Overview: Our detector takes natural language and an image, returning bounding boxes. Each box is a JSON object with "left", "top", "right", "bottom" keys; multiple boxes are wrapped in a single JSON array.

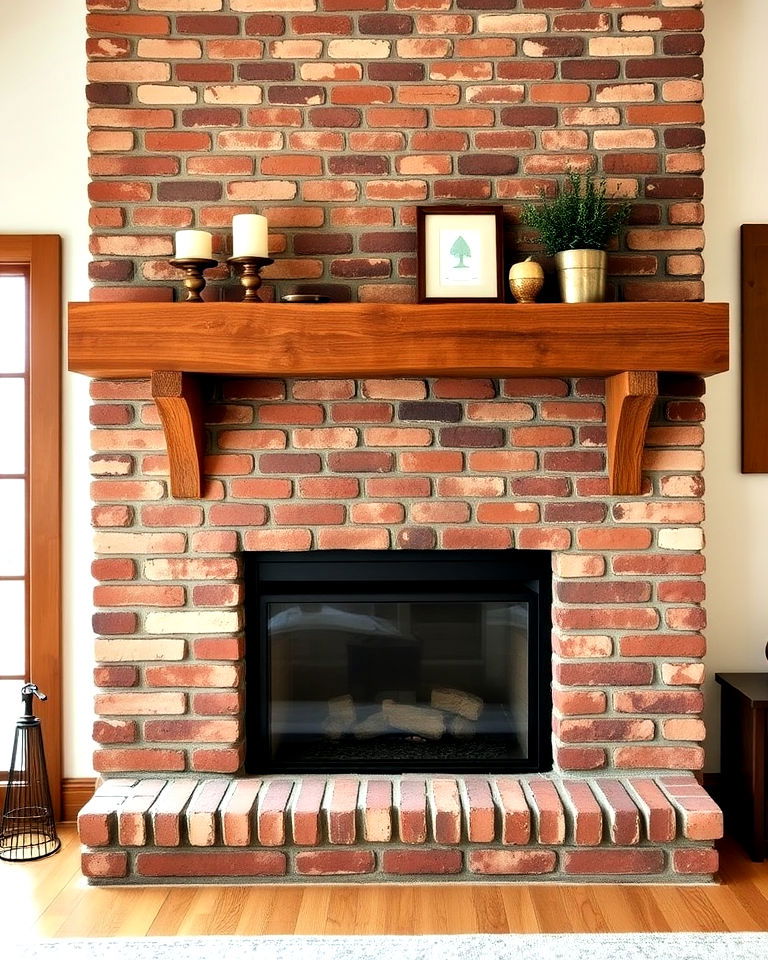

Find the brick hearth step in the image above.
[{"left": 78, "top": 774, "right": 722, "bottom": 884}]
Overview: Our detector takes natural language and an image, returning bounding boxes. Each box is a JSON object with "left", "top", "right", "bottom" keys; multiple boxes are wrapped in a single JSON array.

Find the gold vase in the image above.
[{"left": 554, "top": 248, "right": 607, "bottom": 303}]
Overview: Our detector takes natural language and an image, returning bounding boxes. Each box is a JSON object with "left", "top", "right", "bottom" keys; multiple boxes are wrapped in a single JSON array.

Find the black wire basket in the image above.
[{"left": 0, "top": 683, "right": 61, "bottom": 862}]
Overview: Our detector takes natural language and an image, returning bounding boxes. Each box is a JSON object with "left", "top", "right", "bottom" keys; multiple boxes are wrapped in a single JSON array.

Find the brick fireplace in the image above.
[
  {"left": 77, "top": 0, "right": 723, "bottom": 884},
  {"left": 78, "top": 371, "right": 723, "bottom": 882}
]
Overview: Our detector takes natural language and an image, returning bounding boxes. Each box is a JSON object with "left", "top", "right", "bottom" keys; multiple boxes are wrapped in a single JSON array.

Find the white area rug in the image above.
[{"left": 7, "top": 935, "right": 768, "bottom": 960}]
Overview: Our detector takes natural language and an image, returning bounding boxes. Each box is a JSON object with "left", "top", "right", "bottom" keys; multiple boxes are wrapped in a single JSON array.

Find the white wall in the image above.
[
  {"left": 0, "top": 5, "right": 93, "bottom": 775},
  {"left": 702, "top": 0, "right": 768, "bottom": 769},
  {"left": 0, "top": 2, "right": 763, "bottom": 777}
]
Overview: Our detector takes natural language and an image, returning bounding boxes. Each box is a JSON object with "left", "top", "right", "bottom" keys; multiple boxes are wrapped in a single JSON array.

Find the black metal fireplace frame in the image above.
[{"left": 244, "top": 550, "right": 553, "bottom": 775}]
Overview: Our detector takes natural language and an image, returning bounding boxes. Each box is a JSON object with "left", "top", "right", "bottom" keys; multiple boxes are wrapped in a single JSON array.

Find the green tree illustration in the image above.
[{"left": 450, "top": 234, "right": 472, "bottom": 268}]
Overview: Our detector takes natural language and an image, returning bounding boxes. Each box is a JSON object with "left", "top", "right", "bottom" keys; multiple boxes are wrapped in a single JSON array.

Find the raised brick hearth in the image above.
[
  {"left": 79, "top": 773, "right": 721, "bottom": 882},
  {"left": 79, "top": 373, "right": 723, "bottom": 883}
]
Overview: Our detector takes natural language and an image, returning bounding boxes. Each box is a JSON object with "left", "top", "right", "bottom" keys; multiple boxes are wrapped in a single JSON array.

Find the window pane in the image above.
[
  {"left": 0, "top": 379, "right": 25, "bottom": 474},
  {"left": 0, "top": 580, "right": 25, "bottom": 676},
  {"left": 0, "top": 276, "right": 27, "bottom": 374},
  {"left": 0, "top": 480, "right": 25, "bottom": 576},
  {"left": 0, "top": 679, "right": 24, "bottom": 773}
]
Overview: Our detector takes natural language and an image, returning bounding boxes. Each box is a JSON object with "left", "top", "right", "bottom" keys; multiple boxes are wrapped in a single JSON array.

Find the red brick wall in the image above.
[
  {"left": 86, "top": 0, "right": 706, "bottom": 304},
  {"left": 90, "top": 374, "right": 707, "bottom": 776}
]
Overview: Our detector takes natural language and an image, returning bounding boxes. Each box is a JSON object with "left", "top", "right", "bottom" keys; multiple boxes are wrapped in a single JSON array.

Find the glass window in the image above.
[{"left": 0, "top": 270, "right": 28, "bottom": 774}]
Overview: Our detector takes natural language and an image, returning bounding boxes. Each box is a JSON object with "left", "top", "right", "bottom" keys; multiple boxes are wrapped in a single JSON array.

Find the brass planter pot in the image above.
[{"left": 554, "top": 248, "right": 607, "bottom": 303}]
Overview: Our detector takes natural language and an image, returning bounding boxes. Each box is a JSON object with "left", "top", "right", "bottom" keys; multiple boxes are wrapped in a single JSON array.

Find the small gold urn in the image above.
[{"left": 508, "top": 257, "right": 544, "bottom": 303}]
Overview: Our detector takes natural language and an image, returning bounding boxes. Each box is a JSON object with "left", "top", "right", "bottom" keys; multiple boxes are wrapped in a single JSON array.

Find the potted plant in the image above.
[{"left": 521, "top": 171, "right": 632, "bottom": 303}]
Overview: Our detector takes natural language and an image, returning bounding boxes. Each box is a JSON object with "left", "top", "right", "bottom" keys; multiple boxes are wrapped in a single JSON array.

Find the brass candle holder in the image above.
[
  {"left": 227, "top": 255, "right": 274, "bottom": 302},
  {"left": 169, "top": 258, "right": 218, "bottom": 302}
]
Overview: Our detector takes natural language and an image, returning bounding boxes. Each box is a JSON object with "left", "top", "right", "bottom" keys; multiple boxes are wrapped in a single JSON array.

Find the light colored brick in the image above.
[
  {"left": 144, "top": 610, "right": 241, "bottom": 634},
  {"left": 95, "top": 638, "right": 185, "bottom": 662},
  {"left": 658, "top": 528, "right": 705, "bottom": 551},
  {"left": 95, "top": 692, "right": 186, "bottom": 715}
]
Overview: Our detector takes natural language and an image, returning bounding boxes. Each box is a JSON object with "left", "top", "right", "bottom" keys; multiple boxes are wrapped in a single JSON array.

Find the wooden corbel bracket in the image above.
[
  {"left": 605, "top": 370, "right": 658, "bottom": 496},
  {"left": 151, "top": 371, "right": 205, "bottom": 499}
]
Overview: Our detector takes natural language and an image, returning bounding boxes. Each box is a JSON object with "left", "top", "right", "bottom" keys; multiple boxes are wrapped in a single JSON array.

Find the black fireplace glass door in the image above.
[
  {"left": 245, "top": 550, "right": 552, "bottom": 774},
  {"left": 268, "top": 598, "right": 530, "bottom": 767}
]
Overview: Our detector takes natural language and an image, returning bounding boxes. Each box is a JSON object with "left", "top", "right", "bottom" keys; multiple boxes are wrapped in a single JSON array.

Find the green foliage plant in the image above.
[{"left": 521, "top": 171, "right": 632, "bottom": 258}]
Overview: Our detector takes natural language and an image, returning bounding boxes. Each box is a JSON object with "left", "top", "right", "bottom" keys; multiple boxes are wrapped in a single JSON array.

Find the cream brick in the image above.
[
  {"left": 95, "top": 692, "right": 186, "bottom": 715},
  {"left": 620, "top": 14, "right": 663, "bottom": 31},
  {"left": 93, "top": 532, "right": 187, "bottom": 555},
  {"left": 145, "top": 610, "right": 242, "bottom": 634},
  {"left": 554, "top": 554, "right": 605, "bottom": 578},
  {"left": 663, "top": 80, "right": 704, "bottom": 103},
  {"left": 661, "top": 662, "right": 706, "bottom": 685},
  {"left": 662, "top": 718, "right": 706, "bottom": 741},
  {"left": 658, "top": 528, "right": 704, "bottom": 551},
  {"left": 593, "top": 129, "right": 656, "bottom": 149},
  {"left": 589, "top": 37, "right": 655, "bottom": 57},
  {"left": 478, "top": 14, "right": 548, "bottom": 34},
  {"left": 139, "top": 0, "right": 223, "bottom": 9},
  {"left": 328, "top": 40, "right": 391, "bottom": 59},
  {"left": 271, "top": 40, "right": 323, "bottom": 59},
  {"left": 95, "top": 638, "right": 186, "bottom": 663},
  {"left": 88, "top": 62, "right": 171, "bottom": 83},
  {"left": 231, "top": 0, "right": 317, "bottom": 9},
  {"left": 204, "top": 86, "right": 264, "bottom": 105},
  {"left": 137, "top": 39, "right": 202, "bottom": 59},
  {"left": 596, "top": 84, "right": 655, "bottom": 103},
  {"left": 144, "top": 557, "right": 239, "bottom": 581},
  {"left": 137, "top": 85, "right": 197, "bottom": 105}
]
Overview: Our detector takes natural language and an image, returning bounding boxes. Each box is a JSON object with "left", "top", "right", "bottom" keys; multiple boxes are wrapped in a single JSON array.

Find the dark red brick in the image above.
[
  {"left": 181, "top": 108, "right": 241, "bottom": 128},
  {"left": 329, "top": 156, "right": 389, "bottom": 175},
  {"left": 294, "top": 234, "right": 353, "bottom": 255},
  {"left": 176, "top": 15, "right": 239, "bottom": 34},
  {"left": 458, "top": 155, "right": 519, "bottom": 176},
  {"left": 309, "top": 108, "right": 362, "bottom": 128},
  {"left": 626, "top": 58, "right": 703, "bottom": 80},
  {"left": 244, "top": 15, "right": 286, "bottom": 36},
  {"left": 501, "top": 107, "right": 559, "bottom": 127},
  {"left": 239, "top": 63, "right": 295, "bottom": 82},
  {"left": 399, "top": 401, "right": 462, "bottom": 423},
  {"left": 368, "top": 63, "right": 424, "bottom": 82},
  {"left": 269, "top": 85, "right": 325, "bottom": 105},
  {"left": 440, "top": 426, "right": 504, "bottom": 448},
  {"left": 93, "top": 612, "right": 138, "bottom": 635},
  {"left": 359, "top": 14, "right": 413, "bottom": 33},
  {"left": 86, "top": 83, "right": 131, "bottom": 105}
]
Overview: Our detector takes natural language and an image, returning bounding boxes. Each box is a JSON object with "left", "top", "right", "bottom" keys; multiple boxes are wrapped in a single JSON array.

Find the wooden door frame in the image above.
[{"left": 0, "top": 235, "right": 62, "bottom": 818}]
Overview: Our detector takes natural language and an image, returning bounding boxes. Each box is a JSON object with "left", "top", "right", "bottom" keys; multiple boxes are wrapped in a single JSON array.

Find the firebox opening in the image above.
[{"left": 244, "top": 550, "right": 552, "bottom": 775}]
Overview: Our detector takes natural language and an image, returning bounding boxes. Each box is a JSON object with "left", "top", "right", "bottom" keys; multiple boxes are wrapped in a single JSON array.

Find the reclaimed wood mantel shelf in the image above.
[{"left": 68, "top": 301, "right": 729, "bottom": 499}]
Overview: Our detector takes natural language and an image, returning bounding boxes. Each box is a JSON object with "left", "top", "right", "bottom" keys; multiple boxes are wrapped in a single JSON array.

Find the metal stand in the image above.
[
  {"left": 0, "top": 684, "right": 61, "bottom": 862},
  {"left": 227, "top": 256, "right": 274, "bottom": 302},
  {"left": 169, "top": 258, "right": 218, "bottom": 302}
]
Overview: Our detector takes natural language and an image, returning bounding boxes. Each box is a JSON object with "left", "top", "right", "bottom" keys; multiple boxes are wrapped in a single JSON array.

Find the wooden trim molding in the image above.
[
  {"left": 0, "top": 235, "right": 62, "bottom": 818},
  {"left": 68, "top": 300, "right": 729, "bottom": 497},
  {"left": 741, "top": 224, "right": 768, "bottom": 472},
  {"left": 62, "top": 777, "right": 97, "bottom": 823}
]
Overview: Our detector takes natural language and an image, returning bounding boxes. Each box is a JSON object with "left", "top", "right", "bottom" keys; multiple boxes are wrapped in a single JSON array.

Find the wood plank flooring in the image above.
[{"left": 1, "top": 825, "right": 767, "bottom": 936}]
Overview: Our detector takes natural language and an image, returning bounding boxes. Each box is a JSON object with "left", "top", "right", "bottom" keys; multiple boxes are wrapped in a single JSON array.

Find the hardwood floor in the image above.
[{"left": 2, "top": 825, "right": 767, "bottom": 937}]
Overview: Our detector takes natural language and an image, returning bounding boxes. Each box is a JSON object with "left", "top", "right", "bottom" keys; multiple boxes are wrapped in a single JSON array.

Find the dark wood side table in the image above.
[{"left": 715, "top": 673, "right": 768, "bottom": 861}]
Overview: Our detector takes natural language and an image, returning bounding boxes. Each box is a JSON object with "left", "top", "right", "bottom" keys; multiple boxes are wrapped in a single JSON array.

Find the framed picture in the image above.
[{"left": 416, "top": 204, "right": 505, "bottom": 303}]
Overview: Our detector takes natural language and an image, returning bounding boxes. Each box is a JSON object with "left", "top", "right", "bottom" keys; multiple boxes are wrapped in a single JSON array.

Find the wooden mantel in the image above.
[{"left": 68, "top": 301, "right": 729, "bottom": 498}]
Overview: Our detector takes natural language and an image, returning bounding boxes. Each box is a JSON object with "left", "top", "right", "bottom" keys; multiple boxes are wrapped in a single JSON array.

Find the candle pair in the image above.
[{"left": 174, "top": 214, "right": 269, "bottom": 260}]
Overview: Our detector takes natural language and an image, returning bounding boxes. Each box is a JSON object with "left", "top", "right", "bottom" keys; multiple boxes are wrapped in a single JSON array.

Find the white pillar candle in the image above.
[
  {"left": 174, "top": 229, "right": 213, "bottom": 260},
  {"left": 232, "top": 213, "right": 269, "bottom": 258}
]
